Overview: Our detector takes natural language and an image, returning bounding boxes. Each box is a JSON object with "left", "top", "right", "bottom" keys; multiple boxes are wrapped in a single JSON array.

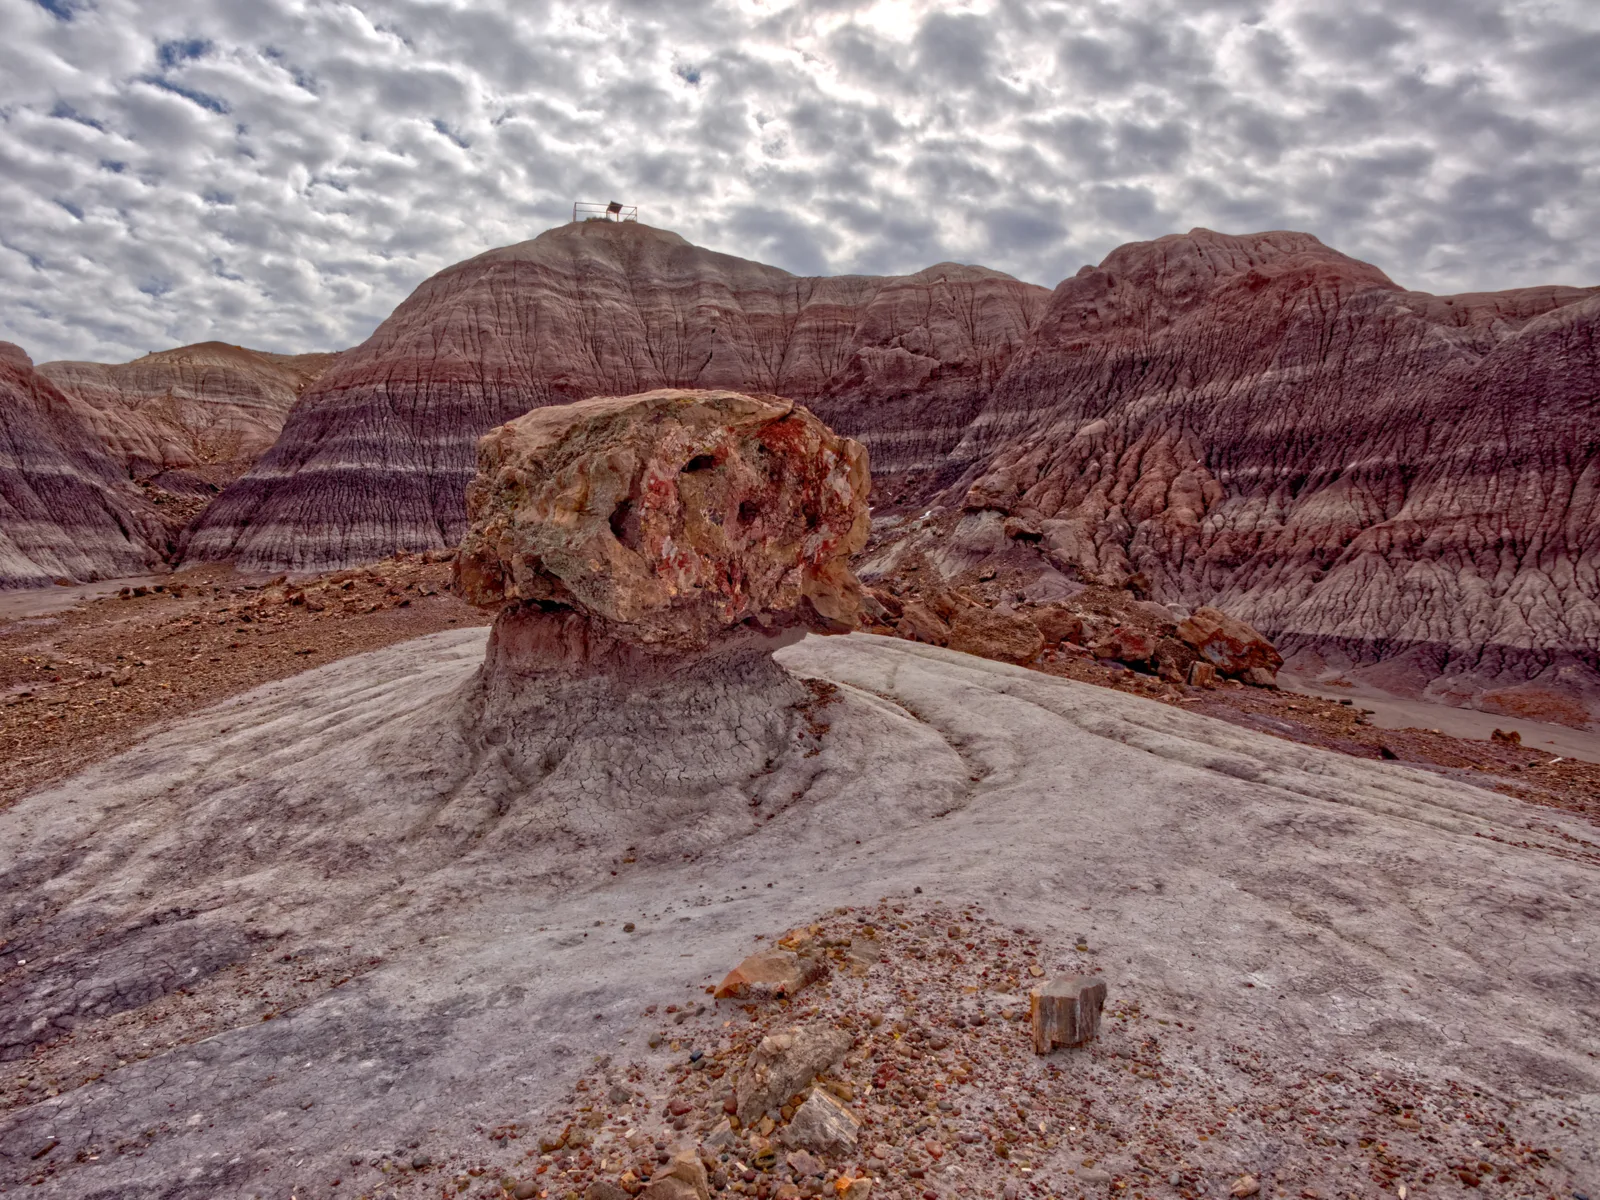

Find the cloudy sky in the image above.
[{"left": 2, "top": 0, "right": 1596, "bottom": 363}]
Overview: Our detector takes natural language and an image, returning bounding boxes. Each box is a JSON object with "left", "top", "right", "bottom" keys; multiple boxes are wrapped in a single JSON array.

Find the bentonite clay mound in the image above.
[
  {"left": 181, "top": 220, "right": 1043, "bottom": 571},
  {"left": 456, "top": 388, "right": 871, "bottom": 669},
  {"left": 0, "top": 342, "right": 161, "bottom": 588},
  {"left": 39, "top": 341, "right": 337, "bottom": 490}
]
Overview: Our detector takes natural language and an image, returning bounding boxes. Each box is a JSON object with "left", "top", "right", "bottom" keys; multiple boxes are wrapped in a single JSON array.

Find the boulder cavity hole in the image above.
[
  {"left": 683, "top": 454, "right": 718, "bottom": 473},
  {"left": 609, "top": 498, "right": 638, "bottom": 549}
]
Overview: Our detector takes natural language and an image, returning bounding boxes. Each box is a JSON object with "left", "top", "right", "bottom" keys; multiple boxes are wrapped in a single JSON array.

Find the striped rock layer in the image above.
[
  {"left": 0, "top": 342, "right": 160, "bottom": 588},
  {"left": 177, "top": 222, "right": 1600, "bottom": 721},
  {"left": 953, "top": 229, "right": 1600, "bottom": 721},
  {"left": 180, "top": 220, "right": 1046, "bottom": 570},
  {"left": 39, "top": 341, "right": 337, "bottom": 493}
]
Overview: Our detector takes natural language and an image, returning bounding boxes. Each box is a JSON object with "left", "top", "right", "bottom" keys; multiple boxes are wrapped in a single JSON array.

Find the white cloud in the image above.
[{"left": 1, "top": 0, "right": 1596, "bottom": 362}]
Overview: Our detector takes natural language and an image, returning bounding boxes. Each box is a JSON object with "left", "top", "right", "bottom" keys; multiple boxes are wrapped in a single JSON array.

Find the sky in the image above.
[{"left": 2, "top": 0, "right": 1596, "bottom": 364}]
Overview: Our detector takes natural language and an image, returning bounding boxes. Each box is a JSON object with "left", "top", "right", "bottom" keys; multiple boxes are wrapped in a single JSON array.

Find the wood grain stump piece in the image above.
[{"left": 1029, "top": 976, "right": 1107, "bottom": 1054}]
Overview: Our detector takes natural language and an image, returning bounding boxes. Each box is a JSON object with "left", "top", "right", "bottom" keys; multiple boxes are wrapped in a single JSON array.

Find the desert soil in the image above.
[
  {"left": 0, "top": 631, "right": 1593, "bottom": 1199},
  {"left": 5, "top": 572, "right": 1599, "bottom": 831},
  {"left": 0, "top": 555, "right": 486, "bottom": 808}
]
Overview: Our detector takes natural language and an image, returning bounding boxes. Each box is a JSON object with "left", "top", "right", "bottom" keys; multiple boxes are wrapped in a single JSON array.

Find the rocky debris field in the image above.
[
  {"left": 0, "top": 552, "right": 484, "bottom": 806},
  {"left": 418, "top": 901, "right": 1579, "bottom": 1200},
  {"left": 861, "top": 534, "right": 1600, "bottom": 835}
]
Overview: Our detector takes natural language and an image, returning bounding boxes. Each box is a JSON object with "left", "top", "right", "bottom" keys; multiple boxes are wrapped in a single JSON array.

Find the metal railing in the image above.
[{"left": 572, "top": 201, "right": 639, "bottom": 222}]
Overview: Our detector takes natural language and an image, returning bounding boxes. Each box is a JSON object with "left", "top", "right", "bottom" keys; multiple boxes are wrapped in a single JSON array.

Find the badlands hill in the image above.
[
  {"left": 39, "top": 341, "right": 336, "bottom": 492},
  {"left": 180, "top": 220, "right": 1049, "bottom": 569},
  {"left": 183, "top": 220, "right": 1600, "bottom": 721},
  {"left": 0, "top": 342, "right": 160, "bottom": 588},
  {"left": 941, "top": 229, "right": 1600, "bottom": 724},
  {"left": 0, "top": 340, "right": 338, "bottom": 588}
]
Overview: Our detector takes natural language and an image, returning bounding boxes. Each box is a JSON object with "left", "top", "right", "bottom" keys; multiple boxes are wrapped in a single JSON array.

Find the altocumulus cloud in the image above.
[{"left": 1, "top": 0, "right": 1596, "bottom": 362}]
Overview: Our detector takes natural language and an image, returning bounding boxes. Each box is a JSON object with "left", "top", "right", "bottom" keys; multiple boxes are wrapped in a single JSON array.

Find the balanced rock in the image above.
[
  {"left": 434, "top": 389, "right": 874, "bottom": 859},
  {"left": 456, "top": 389, "right": 870, "bottom": 670}
]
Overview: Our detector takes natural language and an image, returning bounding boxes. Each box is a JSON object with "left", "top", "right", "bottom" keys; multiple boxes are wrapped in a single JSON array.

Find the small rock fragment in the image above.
[
  {"left": 586, "top": 1183, "right": 630, "bottom": 1200},
  {"left": 1032, "top": 606, "right": 1085, "bottom": 647},
  {"left": 1176, "top": 607, "right": 1283, "bottom": 677},
  {"left": 895, "top": 603, "right": 952, "bottom": 647},
  {"left": 643, "top": 1149, "right": 711, "bottom": 1200},
  {"left": 714, "top": 948, "right": 826, "bottom": 1001},
  {"left": 1029, "top": 975, "right": 1107, "bottom": 1053},
  {"left": 1187, "top": 661, "right": 1218, "bottom": 688},
  {"left": 845, "top": 937, "right": 882, "bottom": 969},
  {"left": 704, "top": 1118, "right": 738, "bottom": 1149},
  {"left": 784, "top": 1087, "right": 861, "bottom": 1155},
  {"left": 736, "top": 1024, "right": 853, "bottom": 1122},
  {"left": 785, "top": 1148, "right": 824, "bottom": 1177},
  {"left": 1230, "top": 1174, "right": 1261, "bottom": 1198},
  {"left": 1092, "top": 626, "right": 1156, "bottom": 665}
]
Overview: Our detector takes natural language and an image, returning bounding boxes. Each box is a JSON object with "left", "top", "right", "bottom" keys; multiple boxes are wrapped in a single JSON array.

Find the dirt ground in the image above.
[
  {"left": 4, "top": 563, "right": 1598, "bottom": 837},
  {"left": 2, "top": 630, "right": 1591, "bottom": 1197},
  {"left": 0, "top": 555, "right": 488, "bottom": 808}
]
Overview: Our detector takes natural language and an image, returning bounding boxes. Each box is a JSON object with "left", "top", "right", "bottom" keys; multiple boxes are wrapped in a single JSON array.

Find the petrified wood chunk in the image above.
[{"left": 1030, "top": 975, "right": 1107, "bottom": 1054}]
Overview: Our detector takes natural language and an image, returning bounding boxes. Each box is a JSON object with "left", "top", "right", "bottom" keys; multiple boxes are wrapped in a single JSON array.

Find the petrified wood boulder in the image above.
[{"left": 455, "top": 388, "right": 871, "bottom": 674}]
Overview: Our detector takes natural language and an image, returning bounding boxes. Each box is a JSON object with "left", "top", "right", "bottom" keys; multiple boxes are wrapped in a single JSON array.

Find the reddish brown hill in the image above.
[
  {"left": 0, "top": 342, "right": 161, "bottom": 588},
  {"left": 915, "top": 228, "right": 1600, "bottom": 722},
  {"left": 180, "top": 221, "right": 1046, "bottom": 569}
]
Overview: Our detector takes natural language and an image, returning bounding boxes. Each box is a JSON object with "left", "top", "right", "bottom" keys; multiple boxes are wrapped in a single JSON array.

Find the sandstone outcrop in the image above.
[
  {"left": 182, "top": 220, "right": 1044, "bottom": 571},
  {"left": 455, "top": 389, "right": 871, "bottom": 667},
  {"left": 0, "top": 342, "right": 160, "bottom": 588}
]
